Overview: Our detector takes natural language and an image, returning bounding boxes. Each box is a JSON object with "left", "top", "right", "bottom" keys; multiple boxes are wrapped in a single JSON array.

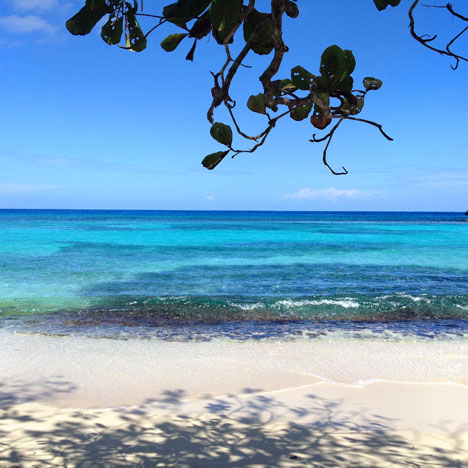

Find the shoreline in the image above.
[{"left": 1, "top": 330, "right": 468, "bottom": 408}]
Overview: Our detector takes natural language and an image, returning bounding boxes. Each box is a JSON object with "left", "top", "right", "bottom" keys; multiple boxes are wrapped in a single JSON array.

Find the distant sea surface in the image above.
[{"left": 0, "top": 210, "right": 467, "bottom": 341}]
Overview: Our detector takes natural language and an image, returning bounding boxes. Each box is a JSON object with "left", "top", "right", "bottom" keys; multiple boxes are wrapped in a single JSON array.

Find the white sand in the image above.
[{"left": 1, "top": 330, "right": 468, "bottom": 467}]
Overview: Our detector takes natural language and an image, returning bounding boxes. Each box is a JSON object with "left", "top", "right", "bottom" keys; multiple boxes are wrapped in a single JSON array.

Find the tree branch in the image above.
[
  {"left": 345, "top": 116, "right": 393, "bottom": 141},
  {"left": 309, "top": 118, "right": 348, "bottom": 175},
  {"left": 409, "top": 0, "right": 468, "bottom": 69}
]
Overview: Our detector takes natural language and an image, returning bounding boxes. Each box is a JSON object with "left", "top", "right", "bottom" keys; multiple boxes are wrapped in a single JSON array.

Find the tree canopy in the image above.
[{"left": 66, "top": 0, "right": 467, "bottom": 174}]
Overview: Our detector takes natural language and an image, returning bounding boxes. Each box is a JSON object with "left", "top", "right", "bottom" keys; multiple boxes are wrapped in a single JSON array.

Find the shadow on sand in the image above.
[{"left": 1, "top": 378, "right": 467, "bottom": 467}]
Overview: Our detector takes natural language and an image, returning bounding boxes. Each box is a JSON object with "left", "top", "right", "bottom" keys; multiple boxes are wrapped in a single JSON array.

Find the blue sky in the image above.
[{"left": 0, "top": 0, "right": 467, "bottom": 211}]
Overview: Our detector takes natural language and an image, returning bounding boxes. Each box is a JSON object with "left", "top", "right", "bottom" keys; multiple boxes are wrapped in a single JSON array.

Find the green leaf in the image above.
[
  {"left": 202, "top": 150, "right": 229, "bottom": 170},
  {"left": 351, "top": 96, "right": 364, "bottom": 115},
  {"left": 210, "top": 0, "right": 242, "bottom": 43},
  {"left": 373, "top": 0, "right": 400, "bottom": 10},
  {"left": 161, "top": 33, "right": 188, "bottom": 52},
  {"left": 85, "top": 0, "right": 107, "bottom": 10},
  {"left": 247, "top": 94, "right": 267, "bottom": 114},
  {"left": 363, "top": 76, "right": 383, "bottom": 91},
  {"left": 343, "top": 50, "right": 356, "bottom": 75},
  {"left": 185, "top": 0, "right": 212, "bottom": 17},
  {"left": 189, "top": 11, "right": 211, "bottom": 39},
  {"left": 66, "top": 6, "right": 107, "bottom": 36},
  {"left": 319, "top": 46, "right": 356, "bottom": 91},
  {"left": 163, "top": 0, "right": 212, "bottom": 28},
  {"left": 210, "top": 122, "right": 233, "bottom": 146},
  {"left": 185, "top": 38, "right": 197, "bottom": 61},
  {"left": 163, "top": 3, "right": 190, "bottom": 28},
  {"left": 313, "top": 75, "right": 328, "bottom": 92},
  {"left": 290, "top": 103, "right": 312, "bottom": 121},
  {"left": 101, "top": 15, "right": 123, "bottom": 45},
  {"left": 338, "top": 75, "right": 354, "bottom": 92},
  {"left": 291, "top": 66, "right": 314, "bottom": 90},
  {"left": 126, "top": 14, "right": 146, "bottom": 52},
  {"left": 373, "top": 0, "right": 388, "bottom": 10},
  {"left": 243, "top": 9, "right": 274, "bottom": 55},
  {"left": 320, "top": 45, "right": 347, "bottom": 86}
]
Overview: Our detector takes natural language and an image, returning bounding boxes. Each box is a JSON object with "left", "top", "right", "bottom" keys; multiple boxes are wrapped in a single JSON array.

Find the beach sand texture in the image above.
[{"left": 1, "top": 332, "right": 468, "bottom": 467}]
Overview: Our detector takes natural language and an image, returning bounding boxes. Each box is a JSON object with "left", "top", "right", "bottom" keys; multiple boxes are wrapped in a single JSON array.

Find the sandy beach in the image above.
[{"left": 1, "top": 330, "right": 468, "bottom": 467}]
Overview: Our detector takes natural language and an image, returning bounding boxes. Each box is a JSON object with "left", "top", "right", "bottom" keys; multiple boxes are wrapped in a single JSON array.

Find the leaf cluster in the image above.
[
  {"left": 67, "top": 0, "right": 147, "bottom": 51},
  {"left": 66, "top": 0, "right": 405, "bottom": 174}
]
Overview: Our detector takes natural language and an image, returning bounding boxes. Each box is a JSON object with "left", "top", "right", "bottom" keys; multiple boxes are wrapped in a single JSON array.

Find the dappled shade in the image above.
[{"left": 1, "top": 378, "right": 467, "bottom": 467}]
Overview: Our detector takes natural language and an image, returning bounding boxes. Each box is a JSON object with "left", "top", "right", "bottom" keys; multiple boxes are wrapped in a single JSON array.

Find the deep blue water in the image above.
[{"left": 0, "top": 209, "right": 467, "bottom": 340}]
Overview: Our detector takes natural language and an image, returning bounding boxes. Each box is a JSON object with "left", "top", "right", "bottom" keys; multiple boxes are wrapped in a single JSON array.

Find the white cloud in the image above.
[
  {"left": 279, "top": 187, "right": 379, "bottom": 201},
  {"left": 10, "top": 0, "right": 59, "bottom": 12},
  {"left": 0, "top": 15, "right": 56, "bottom": 34},
  {"left": 0, "top": 183, "right": 60, "bottom": 194},
  {"left": 205, "top": 194, "right": 215, "bottom": 202}
]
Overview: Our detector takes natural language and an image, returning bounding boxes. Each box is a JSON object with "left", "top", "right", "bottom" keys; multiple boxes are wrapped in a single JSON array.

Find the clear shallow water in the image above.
[{"left": 0, "top": 209, "right": 467, "bottom": 341}]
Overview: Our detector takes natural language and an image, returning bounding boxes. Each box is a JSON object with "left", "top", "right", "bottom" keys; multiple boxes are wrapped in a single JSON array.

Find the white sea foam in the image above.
[
  {"left": 393, "top": 293, "right": 431, "bottom": 303},
  {"left": 273, "top": 299, "right": 360, "bottom": 309},
  {"left": 229, "top": 299, "right": 362, "bottom": 311},
  {"left": 229, "top": 302, "right": 265, "bottom": 311}
]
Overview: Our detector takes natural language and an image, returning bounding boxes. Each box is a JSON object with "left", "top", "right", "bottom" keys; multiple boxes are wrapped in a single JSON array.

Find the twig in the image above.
[
  {"left": 409, "top": 0, "right": 468, "bottom": 69},
  {"left": 345, "top": 117, "right": 393, "bottom": 141},
  {"left": 309, "top": 118, "right": 348, "bottom": 175}
]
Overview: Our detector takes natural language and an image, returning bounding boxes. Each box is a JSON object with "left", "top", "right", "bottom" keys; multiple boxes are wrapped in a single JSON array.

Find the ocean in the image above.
[{"left": 0, "top": 209, "right": 467, "bottom": 341}]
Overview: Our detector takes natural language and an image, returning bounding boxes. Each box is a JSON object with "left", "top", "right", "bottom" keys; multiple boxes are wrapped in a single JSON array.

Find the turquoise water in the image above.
[{"left": 1, "top": 210, "right": 467, "bottom": 340}]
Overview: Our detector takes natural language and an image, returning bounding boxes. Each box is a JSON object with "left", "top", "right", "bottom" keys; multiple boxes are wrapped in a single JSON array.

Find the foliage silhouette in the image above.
[{"left": 66, "top": 1, "right": 467, "bottom": 174}]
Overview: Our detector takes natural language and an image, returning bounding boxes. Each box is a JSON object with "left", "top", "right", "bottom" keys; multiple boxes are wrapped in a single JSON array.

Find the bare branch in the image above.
[
  {"left": 309, "top": 113, "right": 393, "bottom": 175},
  {"left": 409, "top": 0, "right": 468, "bottom": 69},
  {"left": 345, "top": 117, "right": 393, "bottom": 141},
  {"left": 422, "top": 2, "right": 468, "bottom": 21},
  {"left": 260, "top": 0, "right": 288, "bottom": 111},
  {"left": 322, "top": 125, "right": 349, "bottom": 176},
  {"left": 309, "top": 118, "right": 348, "bottom": 175},
  {"left": 446, "top": 24, "right": 468, "bottom": 63},
  {"left": 135, "top": 13, "right": 163, "bottom": 19},
  {"left": 446, "top": 3, "right": 468, "bottom": 21},
  {"left": 310, "top": 133, "right": 330, "bottom": 143},
  {"left": 207, "top": 42, "right": 251, "bottom": 123},
  {"left": 229, "top": 109, "right": 292, "bottom": 155}
]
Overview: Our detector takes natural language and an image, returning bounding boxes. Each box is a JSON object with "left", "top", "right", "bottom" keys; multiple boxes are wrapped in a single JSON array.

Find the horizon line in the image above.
[{"left": 0, "top": 208, "right": 465, "bottom": 214}]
